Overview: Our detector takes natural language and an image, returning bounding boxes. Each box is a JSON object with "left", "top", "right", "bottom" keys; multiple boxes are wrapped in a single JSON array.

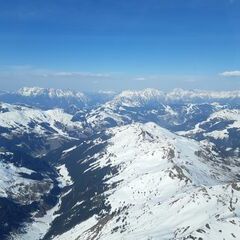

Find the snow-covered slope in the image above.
[
  {"left": 180, "top": 109, "right": 240, "bottom": 157},
  {"left": 84, "top": 88, "right": 240, "bottom": 134},
  {"left": 0, "top": 152, "right": 52, "bottom": 203},
  {"left": 0, "top": 103, "right": 88, "bottom": 156},
  {"left": 0, "top": 148, "right": 61, "bottom": 239},
  {"left": 0, "top": 103, "right": 83, "bottom": 136},
  {"left": 40, "top": 122, "right": 240, "bottom": 240},
  {"left": 86, "top": 95, "right": 223, "bottom": 132}
]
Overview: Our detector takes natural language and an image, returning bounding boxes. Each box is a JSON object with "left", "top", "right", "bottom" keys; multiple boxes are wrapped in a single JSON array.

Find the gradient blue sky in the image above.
[{"left": 0, "top": 0, "right": 239, "bottom": 91}]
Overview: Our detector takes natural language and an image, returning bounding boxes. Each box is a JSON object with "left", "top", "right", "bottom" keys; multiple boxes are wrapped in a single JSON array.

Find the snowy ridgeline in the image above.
[
  {"left": 1, "top": 87, "right": 240, "bottom": 107},
  {"left": 34, "top": 123, "right": 240, "bottom": 240},
  {"left": 17, "top": 87, "right": 240, "bottom": 102},
  {"left": 0, "top": 88, "right": 240, "bottom": 240},
  {"left": 180, "top": 109, "right": 240, "bottom": 139},
  {"left": 0, "top": 103, "right": 83, "bottom": 135}
]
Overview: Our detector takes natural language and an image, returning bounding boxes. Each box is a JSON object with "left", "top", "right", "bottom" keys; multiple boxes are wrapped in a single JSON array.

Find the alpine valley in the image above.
[{"left": 0, "top": 87, "right": 240, "bottom": 240}]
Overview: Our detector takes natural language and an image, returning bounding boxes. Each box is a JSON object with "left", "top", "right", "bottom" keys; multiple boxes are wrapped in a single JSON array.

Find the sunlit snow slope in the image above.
[{"left": 51, "top": 122, "right": 240, "bottom": 240}]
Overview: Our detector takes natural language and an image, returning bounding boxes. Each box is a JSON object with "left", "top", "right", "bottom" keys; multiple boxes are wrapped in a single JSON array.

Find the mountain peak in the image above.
[
  {"left": 17, "top": 87, "right": 87, "bottom": 100},
  {"left": 48, "top": 122, "right": 240, "bottom": 240}
]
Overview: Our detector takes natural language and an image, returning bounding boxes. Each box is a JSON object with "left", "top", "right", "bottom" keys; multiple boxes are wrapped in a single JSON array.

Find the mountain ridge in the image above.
[{"left": 0, "top": 87, "right": 239, "bottom": 239}]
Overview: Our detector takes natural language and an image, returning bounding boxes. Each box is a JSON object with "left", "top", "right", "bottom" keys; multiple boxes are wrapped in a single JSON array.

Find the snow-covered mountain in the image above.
[
  {"left": 1, "top": 87, "right": 240, "bottom": 112},
  {"left": 0, "top": 102, "right": 87, "bottom": 239},
  {"left": 113, "top": 88, "right": 240, "bottom": 105},
  {"left": 17, "top": 87, "right": 87, "bottom": 99},
  {"left": 179, "top": 109, "right": 240, "bottom": 158},
  {"left": 83, "top": 88, "right": 240, "bottom": 135},
  {"left": 0, "top": 88, "right": 88, "bottom": 111},
  {"left": 166, "top": 88, "right": 240, "bottom": 104},
  {"left": 27, "top": 122, "right": 240, "bottom": 240},
  {"left": 0, "top": 87, "right": 240, "bottom": 240},
  {"left": 0, "top": 103, "right": 89, "bottom": 156},
  {"left": 0, "top": 87, "right": 116, "bottom": 112},
  {"left": 85, "top": 94, "right": 225, "bottom": 133},
  {"left": 0, "top": 148, "right": 60, "bottom": 239}
]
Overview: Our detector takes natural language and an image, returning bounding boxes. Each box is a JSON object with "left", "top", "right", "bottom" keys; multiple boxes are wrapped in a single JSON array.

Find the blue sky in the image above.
[{"left": 0, "top": 0, "right": 239, "bottom": 91}]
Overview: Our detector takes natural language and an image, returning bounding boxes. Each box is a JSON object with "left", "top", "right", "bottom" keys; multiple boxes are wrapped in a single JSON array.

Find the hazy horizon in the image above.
[{"left": 0, "top": 0, "right": 239, "bottom": 91}]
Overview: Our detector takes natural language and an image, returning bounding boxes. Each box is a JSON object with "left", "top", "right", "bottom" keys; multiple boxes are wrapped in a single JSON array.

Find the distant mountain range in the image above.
[
  {"left": 1, "top": 87, "right": 240, "bottom": 110},
  {"left": 0, "top": 87, "right": 240, "bottom": 240},
  {"left": 0, "top": 87, "right": 116, "bottom": 111}
]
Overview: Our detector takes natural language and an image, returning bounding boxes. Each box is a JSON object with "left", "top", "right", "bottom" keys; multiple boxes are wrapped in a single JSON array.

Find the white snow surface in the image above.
[
  {"left": 0, "top": 156, "right": 52, "bottom": 204},
  {"left": 181, "top": 109, "right": 240, "bottom": 140},
  {"left": 12, "top": 200, "right": 61, "bottom": 240},
  {"left": 16, "top": 87, "right": 240, "bottom": 104},
  {"left": 57, "top": 164, "right": 73, "bottom": 187},
  {"left": 10, "top": 164, "right": 73, "bottom": 240},
  {"left": 113, "top": 88, "right": 240, "bottom": 107},
  {"left": 0, "top": 103, "right": 83, "bottom": 137},
  {"left": 53, "top": 122, "right": 240, "bottom": 240},
  {"left": 209, "top": 109, "right": 240, "bottom": 129},
  {"left": 0, "top": 160, "right": 33, "bottom": 198},
  {"left": 17, "top": 87, "right": 88, "bottom": 101},
  {"left": 62, "top": 145, "right": 77, "bottom": 155}
]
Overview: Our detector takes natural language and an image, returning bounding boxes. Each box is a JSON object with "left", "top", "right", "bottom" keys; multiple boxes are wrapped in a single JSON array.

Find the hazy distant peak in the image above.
[
  {"left": 166, "top": 88, "right": 240, "bottom": 102},
  {"left": 113, "top": 88, "right": 240, "bottom": 106},
  {"left": 113, "top": 88, "right": 165, "bottom": 107},
  {"left": 17, "top": 87, "right": 88, "bottom": 100}
]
